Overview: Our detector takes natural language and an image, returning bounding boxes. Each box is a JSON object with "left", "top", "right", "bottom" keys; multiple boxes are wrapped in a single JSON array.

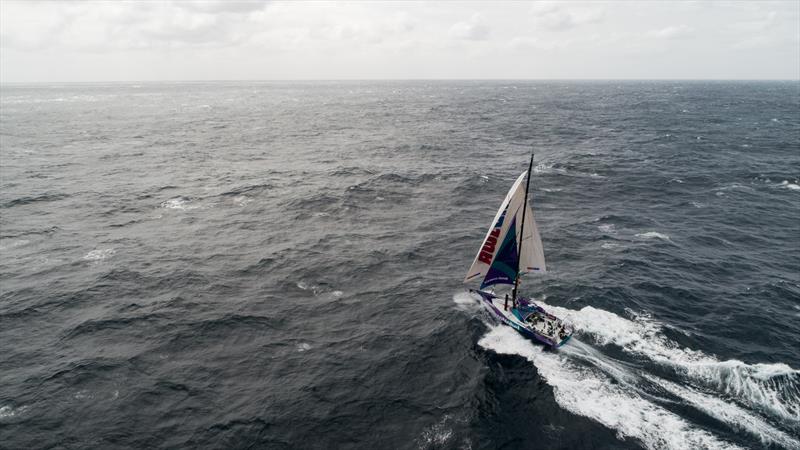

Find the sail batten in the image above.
[{"left": 464, "top": 169, "right": 546, "bottom": 289}]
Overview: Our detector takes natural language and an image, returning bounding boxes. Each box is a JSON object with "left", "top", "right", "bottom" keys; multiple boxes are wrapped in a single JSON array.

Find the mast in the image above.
[{"left": 511, "top": 152, "right": 534, "bottom": 307}]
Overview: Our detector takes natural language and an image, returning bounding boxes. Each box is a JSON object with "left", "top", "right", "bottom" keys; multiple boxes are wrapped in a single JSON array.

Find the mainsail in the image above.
[{"left": 464, "top": 170, "right": 546, "bottom": 290}]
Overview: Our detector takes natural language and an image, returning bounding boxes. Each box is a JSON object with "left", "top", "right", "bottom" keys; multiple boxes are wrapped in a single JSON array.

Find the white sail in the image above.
[
  {"left": 463, "top": 171, "right": 526, "bottom": 284},
  {"left": 519, "top": 200, "right": 546, "bottom": 274},
  {"left": 464, "top": 170, "right": 546, "bottom": 286}
]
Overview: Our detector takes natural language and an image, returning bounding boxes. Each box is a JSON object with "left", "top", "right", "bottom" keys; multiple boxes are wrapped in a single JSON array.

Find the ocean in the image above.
[{"left": 1, "top": 80, "right": 798, "bottom": 449}]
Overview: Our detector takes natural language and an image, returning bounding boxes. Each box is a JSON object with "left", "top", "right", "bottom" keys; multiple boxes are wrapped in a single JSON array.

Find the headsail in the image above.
[{"left": 464, "top": 170, "right": 546, "bottom": 289}]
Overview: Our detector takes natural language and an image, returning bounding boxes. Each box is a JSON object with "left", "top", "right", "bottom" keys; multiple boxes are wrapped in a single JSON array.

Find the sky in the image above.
[{"left": 0, "top": 1, "right": 798, "bottom": 82}]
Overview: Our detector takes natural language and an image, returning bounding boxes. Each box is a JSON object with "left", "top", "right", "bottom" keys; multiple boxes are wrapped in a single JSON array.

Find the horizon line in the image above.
[{"left": 2, "top": 77, "right": 799, "bottom": 85}]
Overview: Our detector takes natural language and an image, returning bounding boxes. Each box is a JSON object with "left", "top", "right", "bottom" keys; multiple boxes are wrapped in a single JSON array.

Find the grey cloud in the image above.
[
  {"left": 170, "top": 1, "right": 270, "bottom": 15},
  {"left": 531, "top": 3, "right": 603, "bottom": 31},
  {"left": 645, "top": 25, "right": 693, "bottom": 39},
  {"left": 449, "top": 15, "right": 490, "bottom": 41}
]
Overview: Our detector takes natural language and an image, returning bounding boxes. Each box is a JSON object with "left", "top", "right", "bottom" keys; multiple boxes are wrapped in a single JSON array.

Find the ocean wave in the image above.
[
  {"left": 452, "top": 291, "right": 484, "bottom": 314},
  {"left": 635, "top": 231, "right": 671, "bottom": 241},
  {"left": 296, "top": 343, "right": 311, "bottom": 352},
  {"left": 0, "top": 405, "right": 28, "bottom": 421},
  {"left": 540, "top": 302, "right": 800, "bottom": 426},
  {"left": 283, "top": 193, "right": 341, "bottom": 212},
  {"left": 83, "top": 248, "right": 115, "bottom": 261},
  {"left": 648, "top": 375, "right": 800, "bottom": 449},
  {"left": 297, "top": 281, "right": 343, "bottom": 300},
  {"left": 780, "top": 180, "right": 800, "bottom": 191},
  {"left": 416, "top": 414, "right": 455, "bottom": 449},
  {"left": 61, "top": 314, "right": 163, "bottom": 340},
  {"left": 1, "top": 192, "right": 69, "bottom": 208},
  {"left": 328, "top": 166, "right": 377, "bottom": 177},
  {"left": 533, "top": 162, "right": 566, "bottom": 174},
  {"left": 478, "top": 325, "right": 742, "bottom": 450},
  {"left": 598, "top": 224, "right": 616, "bottom": 234},
  {"left": 219, "top": 183, "right": 273, "bottom": 197},
  {"left": 160, "top": 196, "right": 200, "bottom": 210},
  {"left": 713, "top": 182, "right": 755, "bottom": 193},
  {"left": 0, "top": 238, "right": 31, "bottom": 250},
  {"left": 232, "top": 195, "right": 251, "bottom": 207}
]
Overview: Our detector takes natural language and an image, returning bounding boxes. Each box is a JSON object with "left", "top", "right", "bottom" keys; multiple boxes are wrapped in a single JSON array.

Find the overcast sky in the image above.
[{"left": 1, "top": 1, "right": 798, "bottom": 82}]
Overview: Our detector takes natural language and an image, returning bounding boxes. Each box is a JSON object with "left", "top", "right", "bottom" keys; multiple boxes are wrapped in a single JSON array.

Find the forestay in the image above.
[{"left": 464, "top": 170, "right": 546, "bottom": 289}]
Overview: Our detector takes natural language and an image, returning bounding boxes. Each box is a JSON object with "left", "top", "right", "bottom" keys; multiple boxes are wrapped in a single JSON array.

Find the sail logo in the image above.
[
  {"left": 479, "top": 208, "right": 507, "bottom": 265},
  {"left": 479, "top": 228, "right": 501, "bottom": 264}
]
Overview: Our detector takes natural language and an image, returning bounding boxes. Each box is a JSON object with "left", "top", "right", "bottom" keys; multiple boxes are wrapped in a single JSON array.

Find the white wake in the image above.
[
  {"left": 478, "top": 325, "right": 742, "bottom": 450},
  {"left": 540, "top": 301, "right": 800, "bottom": 426},
  {"left": 455, "top": 292, "right": 800, "bottom": 449}
]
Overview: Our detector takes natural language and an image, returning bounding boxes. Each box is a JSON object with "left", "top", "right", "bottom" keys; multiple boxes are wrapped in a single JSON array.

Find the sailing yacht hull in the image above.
[{"left": 471, "top": 289, "right": 572, "bottom": 348}]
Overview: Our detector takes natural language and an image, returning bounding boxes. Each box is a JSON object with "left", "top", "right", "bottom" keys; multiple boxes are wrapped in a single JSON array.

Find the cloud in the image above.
[
  {"left": 508, "top": 36, "right": 569, "bottom": 51},
  {"left": 0, "top": 0, "right": 798, "bottom": 81},
  {"left": 645, "top": 25, "right": 693, "bottom": 39},
  {"left": 449, "top": 14, "right": 490, "bottom": 40},
  {"left": 171, "top": 1, "right": 270, "bottom": 15},
  {"left": 730, "top": 10, "right": 779, "bottom": 32},
  {"left": 530, "top": 2, "right": 603, "bottom": 31}
]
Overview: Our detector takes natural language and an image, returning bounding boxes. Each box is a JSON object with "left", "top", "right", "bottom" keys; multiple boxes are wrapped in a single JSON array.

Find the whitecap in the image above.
[
  {"left": 160, "top": 197, "right": 200, "bottom": 210},
  {"left": 74, "top": 390, "right": 93, "bottom": 400},
  {"left": 232, "top": 195, "right": 251, "bottom": 206},
  {"left": 635, "top": 231, "right": 671, "bottom": 241},
  {"left": 780, "top": 180, "right": 800, "bottom": 191},
  {"left": 601, "top": 243, "right": 620, "bottom": 249},
  {"left": 714, "top": 183, "right": 754, "bottom": 193},
  {"left": 479, "top": 326, "right": 741, "bottom": 450},
  {"left": 84, "top": 248, "right": 115, "bottom": 261},
  {"left": 648, "top": 375, "right": 800, "bottom": 449},
  {"left": 297, "top": 343, "right": 311, "bottom": 352},
  {"left": 598, "top": 224, "right": 615, "bottom": 233},
  {"left": 538, "top": 302, "right": 800, "bottom": 425},
  {"left": 533, "top": 163, "right": 564, "bottom": 174},
  {"left": 297, "top": 281, "right": 337, "bottom": 297},
  {"left": 417, "top": 414, "right": 454, "bottom": 448},
  {"left": 690, "top": 201, "right": 705, "bottom": 208},
  {"left": 0, "top": 405, "right": 27, "bottom": 420},
  {"left": 453, "top": 291, "right": 482, "bottom": 313}
]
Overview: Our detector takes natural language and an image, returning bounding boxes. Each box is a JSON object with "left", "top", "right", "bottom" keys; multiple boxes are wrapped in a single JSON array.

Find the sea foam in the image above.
[
  {"left": 648, "top": 375, "right": 800, "bottom": 448},
  {"left": 780, "top": 180, "right": 800, "bottom": 191},
  {"left": 84, "top": 248, "right": 115, "bottom": 261},
  {"left": 478, "top": 325, "right": 741, "bottom": 450},
  {"left": 540, "top": 302, "right": 800, "bottom": 425},
  {"left": 635, "top": 231, "right": 671, "bottom": 241}
]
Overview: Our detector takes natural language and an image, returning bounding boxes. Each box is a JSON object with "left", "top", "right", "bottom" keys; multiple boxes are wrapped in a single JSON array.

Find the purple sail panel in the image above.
[{"left": 480, "top": 216, "right": 519, "bottom": 289}]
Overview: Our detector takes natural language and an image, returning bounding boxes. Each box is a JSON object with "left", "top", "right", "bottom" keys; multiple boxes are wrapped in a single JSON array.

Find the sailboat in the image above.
[{"left": 464, "top": 154, "right": 573, "bottom": 348}]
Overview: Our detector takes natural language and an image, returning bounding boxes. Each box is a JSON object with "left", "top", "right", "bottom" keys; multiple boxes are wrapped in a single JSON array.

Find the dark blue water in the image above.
[{"left": 1, "top": 81, "right": 798, "bottom": 449}]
